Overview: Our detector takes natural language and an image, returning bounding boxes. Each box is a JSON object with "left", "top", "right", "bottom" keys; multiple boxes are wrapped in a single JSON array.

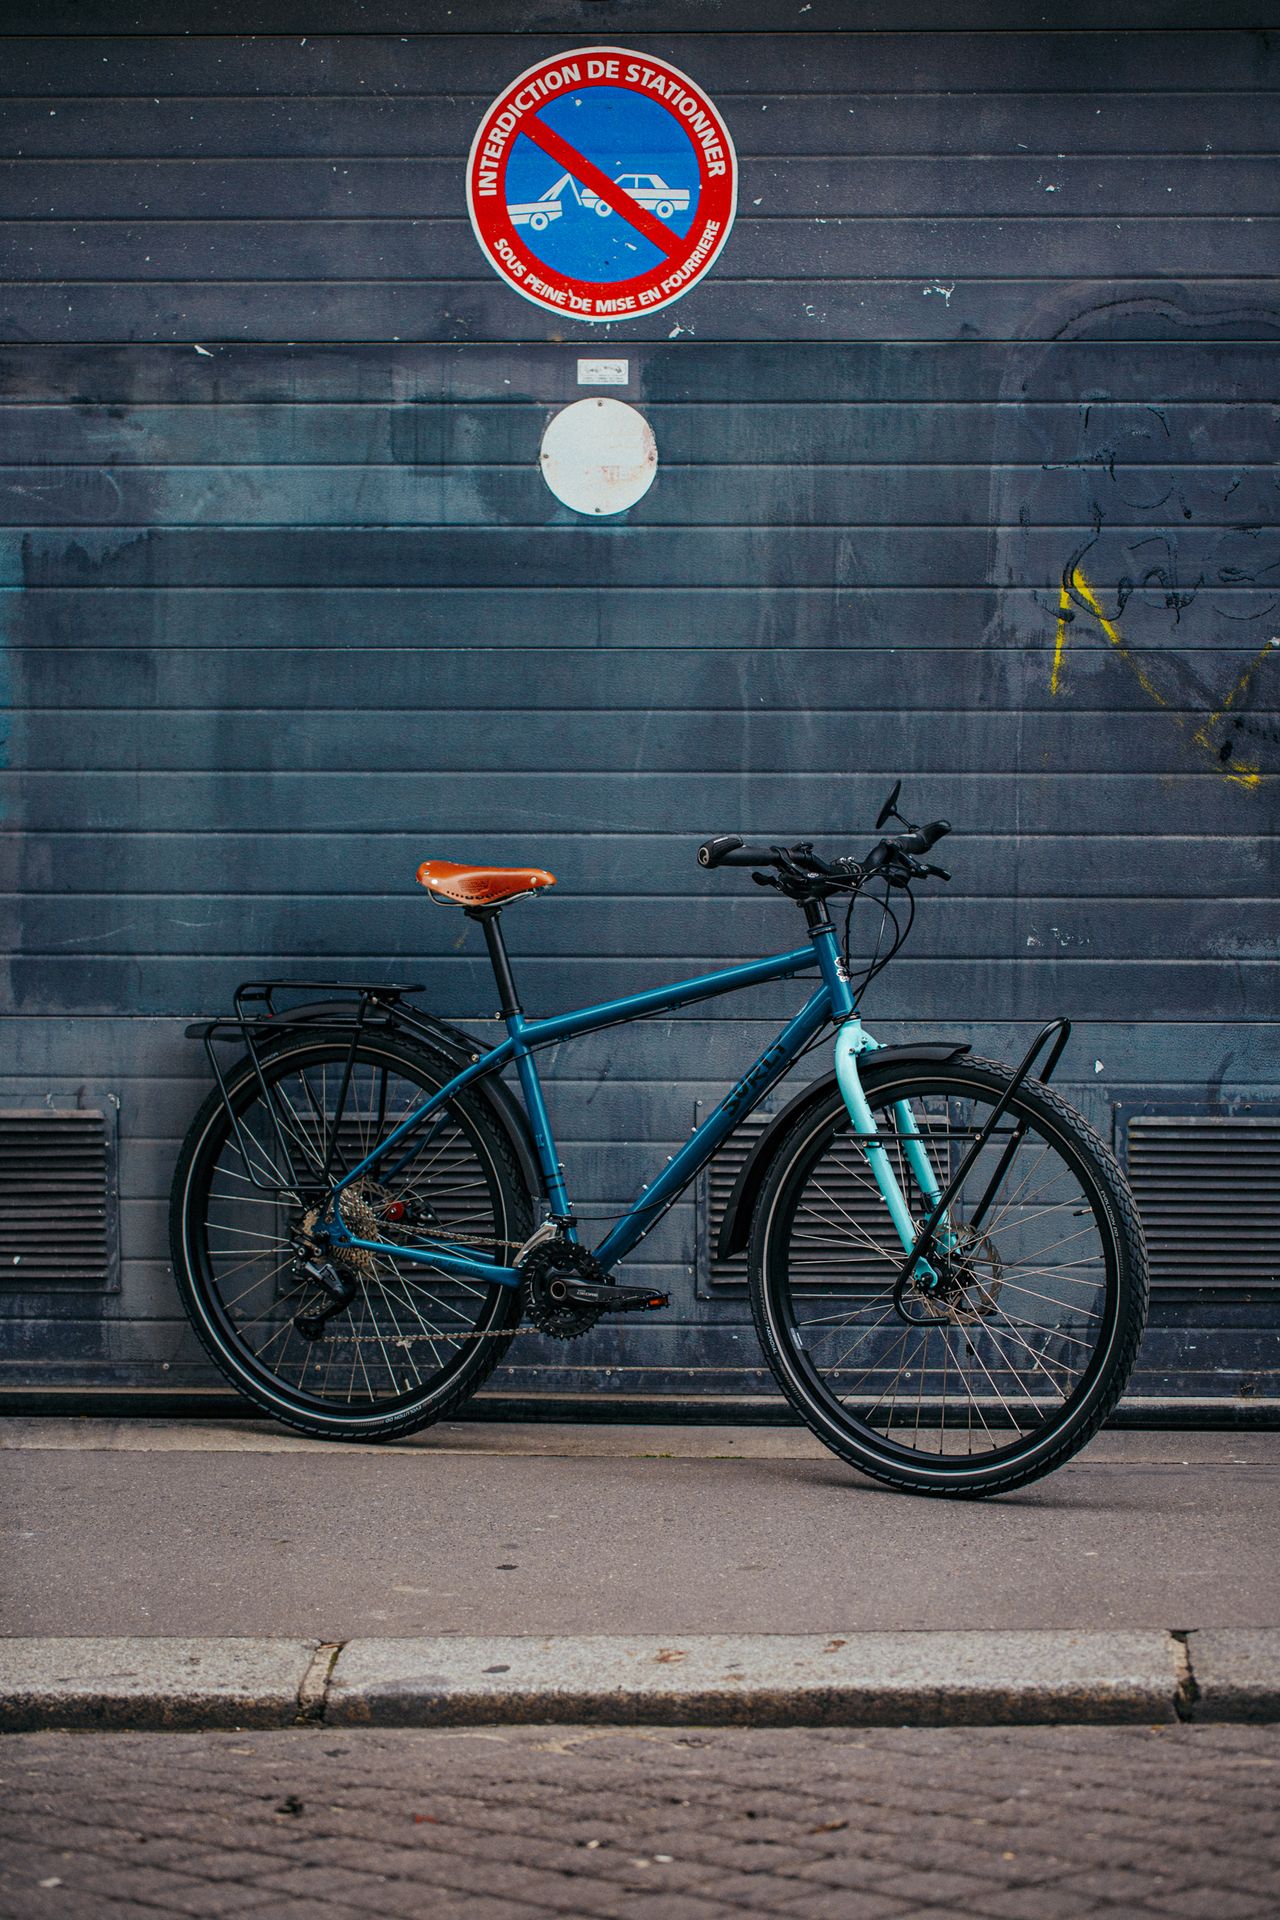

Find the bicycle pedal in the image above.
[{"left": 560, "top": 1279, "right": 669, "bottom": 1315}]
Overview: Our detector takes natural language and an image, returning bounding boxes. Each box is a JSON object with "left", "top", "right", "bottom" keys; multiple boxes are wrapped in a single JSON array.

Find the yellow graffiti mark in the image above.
[
  {"left": 1050, "top": 583, "right": 1071, "bottom": 699},
  {"left": 1191, "top": 638, "right": 1275, "bottom": 792},
  {"left": 1050, "top": 566, "right": 1270, "bottom": 790}
]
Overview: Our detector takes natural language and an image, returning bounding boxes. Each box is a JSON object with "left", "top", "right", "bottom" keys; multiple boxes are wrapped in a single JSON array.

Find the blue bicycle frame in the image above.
[{"left": 320, "top": 916, "right": 945, "bottom": 1288}]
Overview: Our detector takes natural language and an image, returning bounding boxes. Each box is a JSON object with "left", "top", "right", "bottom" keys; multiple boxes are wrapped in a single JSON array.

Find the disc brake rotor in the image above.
[{"left": 916, "top": 1227, "right": 1004, "bottom": 1325}]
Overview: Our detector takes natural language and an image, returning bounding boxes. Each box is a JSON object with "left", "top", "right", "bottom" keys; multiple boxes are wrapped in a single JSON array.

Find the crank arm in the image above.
[{"left": 554, "top": 1278, "right": 669, "bottom": 1314}]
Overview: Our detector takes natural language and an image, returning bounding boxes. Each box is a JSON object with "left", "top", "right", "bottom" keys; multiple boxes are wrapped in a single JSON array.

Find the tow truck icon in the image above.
[
  {"left": 508, "top": 171, "right": 691, "bottom": 231},
  {"left": 508, "top": 174, "right": 573, "bottom": 232}
]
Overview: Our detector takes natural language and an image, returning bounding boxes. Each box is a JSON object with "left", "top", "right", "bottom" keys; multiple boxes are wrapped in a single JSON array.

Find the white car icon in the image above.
[
  {"left": 507, "top": 174, "right": 572, "bottom": 231},
  {"left": 581, "top": 172, "right": 691, "bottom": 220}
]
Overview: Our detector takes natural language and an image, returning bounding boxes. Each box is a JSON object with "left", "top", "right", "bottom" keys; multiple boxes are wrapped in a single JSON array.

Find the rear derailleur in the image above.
[
  {"left": 291, "top": 1249, "right": 358, "bottom": 1341},
  {"left": 288, "top": 1187, "right": 437, "bottom": 1341}
]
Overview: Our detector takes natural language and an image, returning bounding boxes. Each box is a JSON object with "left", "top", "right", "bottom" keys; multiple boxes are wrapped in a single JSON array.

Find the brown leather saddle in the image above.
[{"left": 416, "top": 860, "right": 556, "bottom": 907}]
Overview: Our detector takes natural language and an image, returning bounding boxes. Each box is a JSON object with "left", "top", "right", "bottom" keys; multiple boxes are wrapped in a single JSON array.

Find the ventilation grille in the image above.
[
  {"left": 1126, "top": 1114, "right": 1280, "bottom": 1291},
  {"left": 701, "top": 1111, "right": 768, "bottom": 1286},
  {"left": 701, "top": 1104, "right": 894, "bottom": 1289},
  {"left": 0, "top": 1110, "right": 119, "bottom": 1290}
]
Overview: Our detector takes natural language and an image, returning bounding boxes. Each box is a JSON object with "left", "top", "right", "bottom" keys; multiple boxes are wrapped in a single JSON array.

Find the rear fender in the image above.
[{"left": 715, "top": 1043, "right": 970, "bottom": 1262}]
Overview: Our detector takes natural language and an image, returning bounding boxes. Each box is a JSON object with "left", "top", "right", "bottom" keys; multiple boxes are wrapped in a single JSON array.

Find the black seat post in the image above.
[{"left": 468, "top": 907, "right": 523, "bottom": 1019}]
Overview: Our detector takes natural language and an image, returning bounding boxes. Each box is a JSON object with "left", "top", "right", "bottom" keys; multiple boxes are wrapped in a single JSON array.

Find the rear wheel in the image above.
[
  {"left": 170, "top": 1033, "right": 532, "bottom": 1441},
  {"left": 749, "top": 1058, "right": 1148, "bottom": 1496}
]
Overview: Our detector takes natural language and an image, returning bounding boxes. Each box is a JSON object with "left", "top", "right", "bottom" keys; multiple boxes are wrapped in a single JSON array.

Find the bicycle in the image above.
[{"left": 170, "top": 786, "right": 1148, "bottom": 1497}]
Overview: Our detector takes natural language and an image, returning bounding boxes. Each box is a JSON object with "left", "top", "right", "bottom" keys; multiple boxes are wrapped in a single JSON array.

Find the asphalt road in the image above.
[
  {"left": 3, "top": 1423, "right": 1275, "bottom": 1639},
  {"left": 4, "top": 1723, "right": 1278, "bottom": 1919}
]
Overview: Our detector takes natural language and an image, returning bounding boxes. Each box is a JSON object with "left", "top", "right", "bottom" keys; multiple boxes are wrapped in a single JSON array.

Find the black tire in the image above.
[
  {"left": 170, "top": 1032, "right": 533, "bottom": 1441},
  {"left": 748, "top": 1057, "right": 1148, "bottom": 1497}
]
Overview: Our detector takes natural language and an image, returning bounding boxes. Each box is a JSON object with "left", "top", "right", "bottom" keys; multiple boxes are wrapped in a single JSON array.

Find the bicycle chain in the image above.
[
  {"left": 297, "top": 1206, "right": 615, "bottom": 1345},
  {"left": 304, "top": 1240, "right": 613, "bottom": 1345},
  {"left": 294, "top": 1217, "right": 536, "bottom": 1342}
]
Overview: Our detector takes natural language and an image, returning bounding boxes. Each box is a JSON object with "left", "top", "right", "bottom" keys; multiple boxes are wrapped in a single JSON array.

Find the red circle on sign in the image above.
[{"left": 466, "top": 46, "right": 737, "bottom": 323}]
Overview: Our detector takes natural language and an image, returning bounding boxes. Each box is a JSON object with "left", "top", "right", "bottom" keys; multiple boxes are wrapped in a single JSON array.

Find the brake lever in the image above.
[
  {"left": 774, "top": 845, "right": 815, "bottom": 880},
  {"left": 894, "top": 855, "right": 951, "bottom": 885}
]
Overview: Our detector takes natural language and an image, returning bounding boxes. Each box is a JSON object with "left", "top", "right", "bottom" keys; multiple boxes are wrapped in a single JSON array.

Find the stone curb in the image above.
[
  {"left": 2, "top": 1632, "right": 1277, "bottom": 1733},
  {"left": 1187, "top": 1629, "right": 1280, "bottom": 1722},
  {"left": 325, "top": 1632, "right": 1182, "bottom": 1729},
  {"left": 0, "top": 1637, "right": 320, "bottom": 1733}
]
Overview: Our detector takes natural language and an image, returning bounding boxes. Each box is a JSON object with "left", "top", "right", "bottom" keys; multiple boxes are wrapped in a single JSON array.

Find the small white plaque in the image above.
[
  {"left": 540, "top": 399, "right": 657, "bottom": 517},
  {"left": 577, "top": 358, "right": 630, "bottom": 387}
]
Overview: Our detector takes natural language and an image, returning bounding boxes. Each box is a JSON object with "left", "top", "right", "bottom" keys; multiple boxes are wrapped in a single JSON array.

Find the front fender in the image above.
[{"left": 715, "top": 1042, "right": 970, "bottom": 1262}]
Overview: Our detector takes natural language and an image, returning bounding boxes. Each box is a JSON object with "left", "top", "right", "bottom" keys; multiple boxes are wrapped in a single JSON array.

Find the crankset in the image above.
[{"left": 520, "top": 1238, "right": 668, "bottom": 1342}]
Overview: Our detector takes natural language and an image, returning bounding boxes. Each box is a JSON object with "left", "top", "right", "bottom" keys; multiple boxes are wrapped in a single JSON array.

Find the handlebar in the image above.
[
  {"left": 697, "top": 835, "right": 787, "bottom": 869},
  {"left": 893, "top": 819, "right": 950, "bottom": 857},
  {"left": 698, "top": 820, "right": 951, "bottom": 883}
]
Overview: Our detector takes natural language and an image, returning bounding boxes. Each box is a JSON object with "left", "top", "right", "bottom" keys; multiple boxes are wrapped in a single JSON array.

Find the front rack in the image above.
[
  {"left": 894, "top": 1017, "right": 1072, "bottom": 1296},
  {"left": 189, "top": 978, "right": 425, "bottom": 1197}
]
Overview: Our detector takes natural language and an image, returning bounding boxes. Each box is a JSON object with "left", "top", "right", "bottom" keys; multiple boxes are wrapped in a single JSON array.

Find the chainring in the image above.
[{"left": 521, "top": 1240, "right": 613, "bottom": 1341}]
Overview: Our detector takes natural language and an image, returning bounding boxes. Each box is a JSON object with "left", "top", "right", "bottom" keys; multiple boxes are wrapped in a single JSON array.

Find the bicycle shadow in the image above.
[{"left": 764, "top": 1455, "right": 1113, "bottom": 1512}]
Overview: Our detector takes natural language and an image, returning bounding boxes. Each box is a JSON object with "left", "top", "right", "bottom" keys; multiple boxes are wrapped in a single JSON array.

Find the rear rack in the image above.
[{"left": 190, "top": 979, "right": 424, "bottom": 1197}]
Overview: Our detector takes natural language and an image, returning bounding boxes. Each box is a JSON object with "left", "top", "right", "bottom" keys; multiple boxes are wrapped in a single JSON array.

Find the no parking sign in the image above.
[{"left": 467, "top": 46, "right": 737, "bottom": 323}]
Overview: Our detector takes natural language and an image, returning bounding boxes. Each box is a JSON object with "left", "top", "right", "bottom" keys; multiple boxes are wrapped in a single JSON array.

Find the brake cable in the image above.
[{"left": 844, "top": 880, "right": 915, "bottom": 1004}]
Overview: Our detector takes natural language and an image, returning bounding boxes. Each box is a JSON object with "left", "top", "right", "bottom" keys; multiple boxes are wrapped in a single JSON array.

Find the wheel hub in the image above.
[{"left": 902, "top": 1227, "right": 1003, "bottom": 1325}]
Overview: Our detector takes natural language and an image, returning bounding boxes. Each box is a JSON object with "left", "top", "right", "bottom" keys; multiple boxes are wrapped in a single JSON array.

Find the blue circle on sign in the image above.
[{"left": 502, "top": 88, "right": 699, "bottom": 286}]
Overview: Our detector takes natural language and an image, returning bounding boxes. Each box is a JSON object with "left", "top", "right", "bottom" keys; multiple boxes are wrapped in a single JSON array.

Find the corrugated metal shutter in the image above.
[
  {"left": 1126, "top": 1114, "right": 1280, "bottom": 1291},
  {"left": 0, "top": 1110, "right": 119, "bottom": 1291}
]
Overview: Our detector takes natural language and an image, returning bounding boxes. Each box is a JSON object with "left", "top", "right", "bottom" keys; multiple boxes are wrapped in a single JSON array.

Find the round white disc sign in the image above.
[{"left": 539, "top": 397, "right": 658, "bottom": 516}]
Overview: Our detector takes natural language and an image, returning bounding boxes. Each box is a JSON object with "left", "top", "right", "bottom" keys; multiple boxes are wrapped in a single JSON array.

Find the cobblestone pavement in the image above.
[{"left": 2, "top": 1723, "right": 1278, "bottom": 1919}]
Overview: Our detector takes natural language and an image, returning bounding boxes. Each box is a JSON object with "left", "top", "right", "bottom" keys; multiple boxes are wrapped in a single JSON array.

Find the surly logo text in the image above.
[{"left": 722, "top": 1042, "right": 790, "bottom": 1118}]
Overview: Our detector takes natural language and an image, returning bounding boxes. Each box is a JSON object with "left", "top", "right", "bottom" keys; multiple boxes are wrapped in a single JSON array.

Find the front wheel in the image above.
[{"left": 748, "top": 1057, "right": 1148, "bottom": 1497}]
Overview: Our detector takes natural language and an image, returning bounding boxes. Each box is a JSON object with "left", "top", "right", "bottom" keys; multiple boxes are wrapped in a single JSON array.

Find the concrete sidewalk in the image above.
[{"left": 3, "top": 1420, "right": 1278, "bottom": 1731}]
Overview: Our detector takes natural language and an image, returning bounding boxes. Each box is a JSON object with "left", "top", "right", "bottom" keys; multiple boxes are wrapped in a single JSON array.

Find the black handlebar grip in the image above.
[
  {"left": 896, "top": 819, "right": 951, "bottom": 856},
  {"left": 722, "top": 846, "right": 779, "bottom": 866},
  {"left": 698, "top": 834, "right": 743, "bottom": 868}
]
